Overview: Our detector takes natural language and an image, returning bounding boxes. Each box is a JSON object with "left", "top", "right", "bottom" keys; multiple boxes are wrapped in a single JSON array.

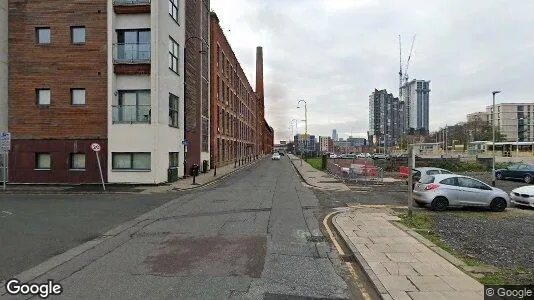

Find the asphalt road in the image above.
[
  {"left": 1, "top": 158, "right": 357, "bottom": 299},
  {"left": 0, "top": 192, "right": 179, "bottom": 282}
]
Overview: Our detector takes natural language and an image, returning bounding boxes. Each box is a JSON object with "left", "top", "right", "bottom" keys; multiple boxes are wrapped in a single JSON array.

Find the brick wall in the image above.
[
  {"left": 8, "top": 0, "right": 108, "bottom": 140},
  {"left": 210, "top": 12, "right": 259, "bottom": 167}
]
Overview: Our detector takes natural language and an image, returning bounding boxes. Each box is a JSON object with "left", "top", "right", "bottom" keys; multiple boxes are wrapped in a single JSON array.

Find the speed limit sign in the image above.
[{"left": 91, "top": 143, "right": 101, "bottom": 152}]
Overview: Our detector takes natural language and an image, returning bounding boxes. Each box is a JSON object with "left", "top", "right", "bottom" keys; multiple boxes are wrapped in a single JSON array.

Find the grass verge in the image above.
[
  {"left": 397, "top": 212, "right": 519, "bottom": 285},
  {"left": 306, "top": 157, "right": 324, "bottom": 171}
]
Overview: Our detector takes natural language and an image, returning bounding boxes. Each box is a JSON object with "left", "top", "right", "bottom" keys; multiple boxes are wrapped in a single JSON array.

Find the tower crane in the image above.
[{"left": 403, "top": 34, "right": 416, "bottom": 85}]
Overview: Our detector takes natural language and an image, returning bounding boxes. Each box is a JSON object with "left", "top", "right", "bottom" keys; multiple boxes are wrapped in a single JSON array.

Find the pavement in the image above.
[
  {"left": 0, "top": 156, "right": 265, "bottom": 194},
  {"left": 1, "top": 155, "right": 354, "bottom": 299},
  {"left": 287, "top": 154, "right": 350, "bottom": 191},
  {"left": 288, "top": 156, "right": 484, "bottom": 300}
]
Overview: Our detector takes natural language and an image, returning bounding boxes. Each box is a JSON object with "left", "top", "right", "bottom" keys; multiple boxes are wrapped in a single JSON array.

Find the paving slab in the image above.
[{"left": 332, "top": 211, "right": 484, "bottom": 299}]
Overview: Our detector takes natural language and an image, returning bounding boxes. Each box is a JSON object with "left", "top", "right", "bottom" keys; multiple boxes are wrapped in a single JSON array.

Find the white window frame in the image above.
[
  {"left": 112, "top": 152, "right": 151, "bottom": 171},
  {"left": 168, "top": 0, "right": 179, "bottom": 24},
  {"left": 70, "top": 153, "right": 86, "bottom": 170},
  {"left": 169, "top": 37, "right": 179, "bottom": 74}
]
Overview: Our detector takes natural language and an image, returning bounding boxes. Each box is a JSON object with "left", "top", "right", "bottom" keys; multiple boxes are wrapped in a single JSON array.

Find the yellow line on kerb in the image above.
[{"left": 323, "top": 212, "right": 372, "bottom": 300}]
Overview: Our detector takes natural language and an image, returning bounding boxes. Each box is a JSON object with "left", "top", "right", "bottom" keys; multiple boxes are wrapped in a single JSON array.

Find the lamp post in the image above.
[
  {"left": 492, "top": 90, "right": 501, "bottom": 187},
  {"left": 183, "top": 36, "right": 208, "bottom": 179},
  {"left": 297, "top": 100, "right": 308, "bottom": 160}
]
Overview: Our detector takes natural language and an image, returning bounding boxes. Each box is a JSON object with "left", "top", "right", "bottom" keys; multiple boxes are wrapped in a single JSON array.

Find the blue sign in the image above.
[{"left": 182, "top": 140, "right": 188, "bottom": 146}]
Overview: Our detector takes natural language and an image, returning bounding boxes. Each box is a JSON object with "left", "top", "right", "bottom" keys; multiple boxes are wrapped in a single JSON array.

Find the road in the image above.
[{"left": 1, "top": 158, "right": 359, "bottom": 299}]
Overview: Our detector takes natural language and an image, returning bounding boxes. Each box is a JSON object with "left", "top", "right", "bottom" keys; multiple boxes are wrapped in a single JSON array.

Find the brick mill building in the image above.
[
  {"left": 1, "top": 2, "right": 273, "bottom": 184},
  {"left": 209, "top": 12, "right": 273, "bottom": 168}
]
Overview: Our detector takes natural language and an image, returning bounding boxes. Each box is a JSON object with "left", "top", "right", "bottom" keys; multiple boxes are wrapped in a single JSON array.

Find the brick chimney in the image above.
[{"left": 256, "top": 46, "right": 264, "bottom": 104}]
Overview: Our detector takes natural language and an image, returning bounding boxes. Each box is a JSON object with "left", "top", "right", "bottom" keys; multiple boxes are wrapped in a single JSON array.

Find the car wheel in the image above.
[
  {"left": 490, "top": 197, "right": 507, "bottom": 212},
  {"left": 430, "top": 197, "right": 448, "bottom": 211},
  {"left": 496, "top": 172, "right": 503, "bottom": 180},
  {"left": 524, "top": 174, "right": 532, "bottom": 184}
]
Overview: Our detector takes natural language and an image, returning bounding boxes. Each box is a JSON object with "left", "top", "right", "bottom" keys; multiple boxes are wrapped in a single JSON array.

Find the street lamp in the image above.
[
  {"left": 297, "top": 100, "right": 308, "bottom": 160},
  {"left": 492, "top": 90, "right": 501, "bottom": 187},
  {"left": 183, "top": 36, "right": 208, "bottom": 178}
]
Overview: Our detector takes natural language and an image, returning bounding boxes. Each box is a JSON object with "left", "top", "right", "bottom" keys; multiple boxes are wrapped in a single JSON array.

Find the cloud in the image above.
[{"left": 211, "top": 0, "right": 534, "bottom": 142}]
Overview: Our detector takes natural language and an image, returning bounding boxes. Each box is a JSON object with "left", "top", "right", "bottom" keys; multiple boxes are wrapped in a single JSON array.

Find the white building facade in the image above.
[
  {"left": 400, "top": 79, "right": 430, "bottom": 132},
  {"left": 486, "top": 103, "right": 534, "bottom": 142},
  {"left": 107, "top": 0, "right": 185, "bottom": 183}
]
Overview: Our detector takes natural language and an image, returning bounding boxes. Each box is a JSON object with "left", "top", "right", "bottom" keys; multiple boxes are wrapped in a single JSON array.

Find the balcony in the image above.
[
  {"left": 113, "top": 43, "right": 151, "bottom": 74},
  {"left": 112, "top": 105, "right": 151, "bottom": 124},
  {"left": 113, "top": 0, "right": 151, "bottom": 14}
]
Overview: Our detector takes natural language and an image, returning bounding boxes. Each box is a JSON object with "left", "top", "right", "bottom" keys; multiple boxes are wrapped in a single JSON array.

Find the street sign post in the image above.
[
  {"left": 91, "top": 143, "right": 106, "bottom": 191},
  {"left": 1, "top": 133, "right": 11, "bottom": 190}
]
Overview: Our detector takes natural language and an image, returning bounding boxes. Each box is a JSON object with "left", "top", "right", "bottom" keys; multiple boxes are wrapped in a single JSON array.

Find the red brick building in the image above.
[
  {"left": 185, "top": 0, "right": 210, "bottom": 174},
  {"left": 8, "top": 0, "right": 108, "bottom": 183},
  {"left": 209, "top": 12, "right": 273, "bottom": 167}
]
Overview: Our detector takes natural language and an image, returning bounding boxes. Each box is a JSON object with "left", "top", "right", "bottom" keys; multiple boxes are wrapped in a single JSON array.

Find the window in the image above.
[
  {"left": 112, "top": 153, "right": 151, "bottom": 170},
  {"left": 36, "top": 153, "right": 51, "bottom": 170},
  {"left": 71, "top": 89, "right": 86, "bottom": 105},
  {"left": 36, "top": 27, "right": 50, "bottom": 44},
  {"left": 439, "top": 177, "right": 457, "bottom": 186},
  {"left": 169, "top": 93, "right": 179, "bottom": 127},
  {"left": 169, "top": 0, "right": 179, "bottom": 23},
  {"left": 36, "top": 89, "right": 51, "bottom": 105},
  {"left": 169, "top": 152, "right": 179, "bottom": 168},
  {"left": 116, "top": 29, "right": 150, "bottom": 61},
  {"left": 169, "top": 37, "right": 179, "bottom": 74},
  {"left": 71, "top": 26, "right": 86, "bottom": 44},
  {"left": 202, "top": 117, "right": 209, "bottom": 152},
  {"left": 70, "top": 153, "right": 86, "bottom": 170},
  {"left": 114, "top": 90, "right": 151, "bottom": 124}
]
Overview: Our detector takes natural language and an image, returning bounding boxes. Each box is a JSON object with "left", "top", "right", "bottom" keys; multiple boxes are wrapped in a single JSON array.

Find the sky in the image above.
[{"left": 210, "top": 0, "right": 534, "bottom": 143}]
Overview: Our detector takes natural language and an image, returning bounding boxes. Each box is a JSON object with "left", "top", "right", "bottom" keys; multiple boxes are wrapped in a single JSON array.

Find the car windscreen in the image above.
[{"left": 419, "top": 176, "right": 435, "bottom": 184}]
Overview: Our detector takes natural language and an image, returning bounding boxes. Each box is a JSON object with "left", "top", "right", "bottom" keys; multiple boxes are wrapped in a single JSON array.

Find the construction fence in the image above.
[{"left": 326, "top": 158, "right": 383, "bottom": 183}]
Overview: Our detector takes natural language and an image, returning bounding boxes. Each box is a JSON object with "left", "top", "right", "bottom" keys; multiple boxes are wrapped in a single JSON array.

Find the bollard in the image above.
[
  {"left": 235, "top": 160, "right": 237, "bottom": 168},
  {"left": 214, "top": 164, "right": 217, "bottom": 176}
]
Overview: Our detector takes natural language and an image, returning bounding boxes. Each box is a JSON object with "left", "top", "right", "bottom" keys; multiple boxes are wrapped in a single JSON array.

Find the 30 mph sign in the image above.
[{"left": 91, "top": 143, "right": 101, "bottom": 152}]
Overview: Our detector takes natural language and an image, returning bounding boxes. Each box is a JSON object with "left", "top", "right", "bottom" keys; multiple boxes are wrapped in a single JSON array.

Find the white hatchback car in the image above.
[
  {"left": 510, "top": 186, "right": 534, "bottom": 208},
  {"left": 271, "top": 153, "right": 281, "bottom": 160}
]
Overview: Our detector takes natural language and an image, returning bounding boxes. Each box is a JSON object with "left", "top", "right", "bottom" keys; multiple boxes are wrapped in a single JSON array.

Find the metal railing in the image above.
[
  {"left": 113, "top": 43, "right": 151, "bottom": 63},
  {"left": 113, "top": 0, "right": 150, "bottom": 5},
  {"left": 326, "top": 158, "right": 383, "bottom": 183},
  {"left": 112, "top": 105, "right": 151, "bottom": 124}
]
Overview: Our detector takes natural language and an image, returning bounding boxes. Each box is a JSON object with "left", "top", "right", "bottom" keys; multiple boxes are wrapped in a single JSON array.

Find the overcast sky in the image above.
[{"left": 211, "top": 0, "right": 534, "bottom": 143}]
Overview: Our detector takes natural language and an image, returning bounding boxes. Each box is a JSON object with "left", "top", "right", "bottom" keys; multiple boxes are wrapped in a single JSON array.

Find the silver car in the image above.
[{"left": 413, "top": 174, "right": 510, "bottom": 211}]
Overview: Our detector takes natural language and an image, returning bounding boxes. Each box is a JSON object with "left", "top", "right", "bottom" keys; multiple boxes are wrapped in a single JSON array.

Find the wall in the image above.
[{"left": 0, "top": 1, "right": 7, "bottom": 132}]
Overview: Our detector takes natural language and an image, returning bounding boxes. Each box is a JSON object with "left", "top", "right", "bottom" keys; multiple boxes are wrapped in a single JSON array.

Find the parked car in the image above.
[
  {"left": 278, "top": 152, "right": 285, "bottom": 156},
  {"left": 413, "top": 174, "right": 510, "bottom": 211},
  {"left": 271, "top": 153, "right": 281, "bottom": 160},
  {"left": 510, "top": 185, "right": 534, "bottom": 208},
  {"left": 340, "top": 154, "right": 357, "bottom": 159},
  {"left": 372, "top": 153, "right": 390, "bottom": 160},
  {"left": 495, "top": 163, "right": 534, "bottom": 184},
  {"left": 411, "top": 167, "right": 453, "bottom": 185},
  {"left": 329, "top": 153, "right": 338, "bottom": 159}
]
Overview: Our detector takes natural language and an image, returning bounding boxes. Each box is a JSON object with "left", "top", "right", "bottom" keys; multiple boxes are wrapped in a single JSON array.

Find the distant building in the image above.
[
  {"left": 332, "top": 129, "right": 338, "bottom": 141},
  {"left": 467, "top": 111, "right": 489, "bottom": 123},
  {"left": 369, "top": 89, "right": 403, "bottom": 148},
  {"left": 400, "top": 79, "right": 431, "bottom": 132},
  {"left": 485, "top": 103, "right": 534, "bottom": 142},
  {"left": 279, "top": 140, "right": 287, "bottom": 145},
  {"left": 293, "top": 134, "right": 317, "bottom": 156},
  {"left": 318, "top": 136, "right": 332, "bottom": 153}
]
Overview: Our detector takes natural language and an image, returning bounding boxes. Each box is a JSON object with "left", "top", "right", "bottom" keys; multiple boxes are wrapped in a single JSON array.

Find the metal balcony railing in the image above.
[
  {"left": 113, "top": 43, "right": 151, "bottom": 63},
  {"left": 112, "top": 105, "right": 151, "bottom": 124},
  {"left": 113, "top": 0, "right": 150, "bottom": 5}
]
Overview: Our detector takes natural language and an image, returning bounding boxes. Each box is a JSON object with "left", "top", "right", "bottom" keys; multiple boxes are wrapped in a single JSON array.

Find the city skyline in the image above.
[{"left": 211, "top": 0, "right": 534, "bottom": 142}]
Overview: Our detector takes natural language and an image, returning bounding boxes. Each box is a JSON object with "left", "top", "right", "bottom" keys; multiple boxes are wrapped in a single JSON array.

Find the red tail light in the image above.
[{"left": 425, "top": 183, "right": 440, "bottom": 191}]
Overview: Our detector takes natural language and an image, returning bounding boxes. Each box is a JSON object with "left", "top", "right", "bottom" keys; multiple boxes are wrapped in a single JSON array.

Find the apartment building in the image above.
[
  {"left": 368, "top": 89, "right": 402, "bottom": 148},
  {"left": 184, "top": 0, "right": 210, "bottom": 174},
  {"left": 486, "top": 103, "right": 534, "bottom": 142},
  {"left": 400, "top": 79, "right": 431, "bottom": 132},
  {"left": 8, "top": 0, "right": 186, "bottom": 183},
  {"left": 209, "top": 12, "right": 261, "bottom": 167},
  {"left": 319, "top": 136, "right": 330, "bottom": 153}
]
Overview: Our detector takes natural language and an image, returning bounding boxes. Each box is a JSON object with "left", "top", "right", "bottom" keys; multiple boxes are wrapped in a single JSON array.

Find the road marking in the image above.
[
  {"left": 323, "top": 212, "right": 372, "bottom": 300},
  {"left": 1, "top": 210, "right": 13, "bottom": 215}
]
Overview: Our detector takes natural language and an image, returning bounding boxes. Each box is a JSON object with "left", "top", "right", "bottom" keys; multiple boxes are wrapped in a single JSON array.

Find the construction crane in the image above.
[{"left": 403, "top": 34, "right": 416, "bottom": 86}]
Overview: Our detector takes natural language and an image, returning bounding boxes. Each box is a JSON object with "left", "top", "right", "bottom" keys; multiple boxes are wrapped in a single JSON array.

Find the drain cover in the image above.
[{"left": 307, "top": 235, "right": 327, "bottom": 243}]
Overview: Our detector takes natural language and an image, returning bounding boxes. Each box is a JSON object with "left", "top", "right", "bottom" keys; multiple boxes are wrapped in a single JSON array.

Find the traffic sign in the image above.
[
  {"left": 91, "top": 143, "right": 101, "bottom": 152},
  {"left": 182, "top": 140, "right": 188, "bottom": 146},
  {"left": 0, "top": 132, "right": 11, "bottom": 151}
]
